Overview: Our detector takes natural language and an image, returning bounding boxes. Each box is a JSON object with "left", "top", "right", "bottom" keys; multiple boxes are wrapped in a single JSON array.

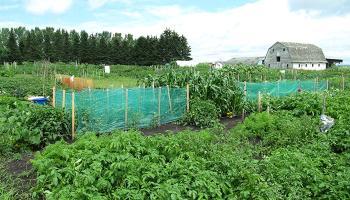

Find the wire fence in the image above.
[
  {"left": 55, "top": 87, "right": 187, "bottom": 133},
  {"left": 239, "top": 80, "right": 327, "bottom": 100}
]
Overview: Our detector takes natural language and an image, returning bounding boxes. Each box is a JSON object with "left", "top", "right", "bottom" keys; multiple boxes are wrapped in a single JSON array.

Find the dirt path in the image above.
[{"left": 141, "top": 116, "right": 242, "bottom": 136}]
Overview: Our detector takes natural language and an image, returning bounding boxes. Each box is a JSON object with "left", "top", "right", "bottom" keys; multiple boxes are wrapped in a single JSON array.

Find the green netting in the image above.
[
  {"left": 239, "top": 80, "right": 327, "bottom": 100},
  {"left": 55, "top": 87, "right": 187, "bottom": 133}
]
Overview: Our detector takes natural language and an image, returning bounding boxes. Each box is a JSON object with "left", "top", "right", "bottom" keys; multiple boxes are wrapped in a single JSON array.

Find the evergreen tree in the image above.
[
  {"left": 80, "top": 31, "right": 89, "bottom": 63},
  {"left": 6, "top": 29, "right": 21, "bottom": 62},
  {"left": 88, "top": 34, "right": 97, "bottom": 64},
  {"left": 70, "top": 30, "right": 80, "bottom": 63}
]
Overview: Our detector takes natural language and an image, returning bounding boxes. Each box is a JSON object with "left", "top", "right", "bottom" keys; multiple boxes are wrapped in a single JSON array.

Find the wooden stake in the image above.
[
  {"left": 166, "top": 85, "right": 172, "bottom": 112},
  {"left": 72, "top": 91, "right": 75, "bottom": 140},
  {"left": 258, "top": 91, "right": 262, "bottom": 112},
  {"left": 342, "top": 74, "right": 345, "bottom": 91},
  {"left": 242, "top": 81, "right": 247, "bottom": 121},
  {"left": 158, "top": 87, "right": 161, "bottom": 126},
  {"left": 125, "top": 89, "right": 128, "bottom": 129},
  {"left": 62, "top": 90, "right": 66, "bottom": 109},
  {"left": 326, "top": 79, "right": 329, "bottom": 90},
  {"left": 237, "top": 73, "right": 240, "bottom": 82},
  {"left": 52, "top": 86, "right": 56, "bottom": 107},
  {"left": 186, "top": 83, "right": 190, "bottom": 112}
]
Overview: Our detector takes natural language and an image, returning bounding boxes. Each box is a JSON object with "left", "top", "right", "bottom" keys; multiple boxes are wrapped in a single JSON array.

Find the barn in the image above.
[{"left": 264, "top": 42, "right": 329, "bottom": 70}]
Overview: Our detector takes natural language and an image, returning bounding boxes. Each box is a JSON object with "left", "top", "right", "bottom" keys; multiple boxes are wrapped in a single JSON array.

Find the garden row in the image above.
[{"left": 31, "top": 90, "right": 350, "bottom": 199}]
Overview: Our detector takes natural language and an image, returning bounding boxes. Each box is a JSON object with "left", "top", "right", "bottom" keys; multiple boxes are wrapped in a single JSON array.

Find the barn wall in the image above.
[
  {"left": 292, "top": 63, "right": 327, "bottom": 70},
  {"left": 264, "top": 43, "right": 292, "bottom": 69}
]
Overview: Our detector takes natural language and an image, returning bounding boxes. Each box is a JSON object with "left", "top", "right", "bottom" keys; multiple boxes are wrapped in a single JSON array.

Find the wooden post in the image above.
[
  {"left": 166, "top": 85, "right": 172, "bottom": 112},
  {"left": 258, "top": 91, "right": 262, "bottom": 112},
  {"left": 158, "top": 87, "right": 161, "bottom": 126},
  {"left": 249, "top": 73, "right": 252, "bottom": 82},
  {"left": 186, "top": 83, "right": 190, "bottom": 112},
  {"left": 326, "top": 79, "right": 329, "bottom": 90},
  {"left": 71, "top": 91, "right": 75, "bottom": 140},
  {"left": 322, "top": 94, "right": 326, "bottom": 114},
  {"left": 242, "top": 81, "right": 247, "bottom": 121},
  {"left": 62, "top": 90, "right": 66, "bottom": 109},
  {"left": 237, "top": 73, "right": 240, "bottom": 82},
  {"left": 125, "top": 89, "right": 128, "bottom": 129},
  {"left": 342, "top": 74, "right": 345, "bottom": 91},
  {"left": 52, "top": 87, "right": 56, "bottom": 107}
]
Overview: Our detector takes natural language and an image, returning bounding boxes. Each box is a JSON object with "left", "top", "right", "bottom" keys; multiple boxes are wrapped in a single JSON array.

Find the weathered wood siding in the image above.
[{"left": 264, "top": 43, "right": 292, "bottom": 69}]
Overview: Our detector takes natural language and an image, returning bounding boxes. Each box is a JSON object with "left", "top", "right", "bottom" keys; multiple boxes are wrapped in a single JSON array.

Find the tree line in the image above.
[{"left": 0, "top": 27, "right": 192, "bottom": 66}]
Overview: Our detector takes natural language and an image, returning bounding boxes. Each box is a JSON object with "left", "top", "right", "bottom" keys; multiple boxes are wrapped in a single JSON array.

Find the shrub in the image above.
[{"left": 182, "top": 98, "right": 220, "bottom": 128}]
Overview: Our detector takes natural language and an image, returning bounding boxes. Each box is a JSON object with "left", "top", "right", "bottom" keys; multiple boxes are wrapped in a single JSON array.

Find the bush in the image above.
[
  {"left": 182, "top": 98, "right": 220, "bottom": 128},
  {"left": 0, "top": 97, "right": 70, "bottom": 153}
]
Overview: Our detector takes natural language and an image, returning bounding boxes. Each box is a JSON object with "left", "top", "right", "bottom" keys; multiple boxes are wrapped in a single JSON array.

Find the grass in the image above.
[{"left": 92, "top": 76, "right": 139, "bottom": 88}]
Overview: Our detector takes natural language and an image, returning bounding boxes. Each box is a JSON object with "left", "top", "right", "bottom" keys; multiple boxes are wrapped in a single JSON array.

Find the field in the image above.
[{"left": 1, "top": 63, "right": 350, "bottom": 199}]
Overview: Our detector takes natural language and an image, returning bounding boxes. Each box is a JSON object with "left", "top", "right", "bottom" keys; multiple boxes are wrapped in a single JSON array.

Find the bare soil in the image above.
[{"left": 141, "top": 116, "right": 243, "bottom": 136}]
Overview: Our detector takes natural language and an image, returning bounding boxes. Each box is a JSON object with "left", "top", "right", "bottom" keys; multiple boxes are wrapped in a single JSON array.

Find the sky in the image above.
[{"left": 1, "top": 0, "right": 350, "bottom": 64}]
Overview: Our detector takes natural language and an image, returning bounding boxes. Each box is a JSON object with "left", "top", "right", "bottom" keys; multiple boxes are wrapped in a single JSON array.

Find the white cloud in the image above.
[
  {"left": 0, "top": 4, "right": 20, "bottom": 11},
  {"left": 25, "top": 0, "right": 72, "bottom": 15},
  {"left": 88, "top": 0, "right": 131, "bottom": 9}
]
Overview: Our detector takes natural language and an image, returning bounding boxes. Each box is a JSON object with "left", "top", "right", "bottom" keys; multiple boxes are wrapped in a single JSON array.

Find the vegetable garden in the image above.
[{"left": 1, "top": 63, "right": 350, "bottom": 199}]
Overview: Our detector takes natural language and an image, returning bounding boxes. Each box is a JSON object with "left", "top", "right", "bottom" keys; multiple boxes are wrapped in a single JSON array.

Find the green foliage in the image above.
[
  {"left": 140, "top": 68, "right": 244, "bottom": 116},
  {"left": 182, "top": 98, "right": 220, "bottom": 128},
  {"left": 0, "top": 27, "right": 191, "bottom": 66},
  {"left": 263, "top": 92, "right": 323, "bottom": 116},
  {"left": 0, "top": 76, "right": 52, "bottom": 98},
  {"left": 0, "top": 96, "right": 70, "bottom": 153}
]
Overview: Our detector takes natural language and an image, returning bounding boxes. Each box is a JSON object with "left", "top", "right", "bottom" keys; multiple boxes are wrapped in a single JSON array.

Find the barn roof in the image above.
[
  {"left": 225, "top": 57, "right": 264, "bottom": 65},
  {"left": 277, "top": 42, "right": 327, "bottom": 63}
]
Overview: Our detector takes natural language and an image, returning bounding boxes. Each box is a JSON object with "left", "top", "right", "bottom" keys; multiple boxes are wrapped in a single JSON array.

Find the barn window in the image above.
[
  {"left": 306, "top": 64, "right": 308, "bottom": 67},
  {"left": 318, "top": 64, "right": 320, "bottom": 67},
  {"left": 283, "top": 48, "right": 286, "bottom": 51},
  {"left": 312, "top": 64, "right": 314, "bottom": 67},
  {"left": 287, "top": 64, "right": 289, "bottom": 68},
  {"left": 299, "top": 64, "right": 301, "bottom": 68},
  {"left": 268, "top": 64, "right": 270, "bottom": 67},
  {"left": 272, "top": 49, "right": 274, "bottom": 52},
  {"left": 276, "top": 56, "right": 281, "bottom": 62}
]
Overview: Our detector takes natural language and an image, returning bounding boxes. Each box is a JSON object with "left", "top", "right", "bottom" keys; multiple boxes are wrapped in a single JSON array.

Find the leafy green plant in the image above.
[
  {"left": 0, "top": 96, "right": 70, "bottom": 153},
  {"left": 182, "top": 98, "right": 220, "bottom": 128}
]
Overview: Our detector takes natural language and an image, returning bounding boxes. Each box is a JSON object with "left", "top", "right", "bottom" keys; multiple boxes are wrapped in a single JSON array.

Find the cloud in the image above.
[
  {"left": 25, "top": 0, "right": 73, "bottom": 14},
  {"left": 288, "top": 0, "right": 350, "bottom": 16},
  {"left": 0, "top": 4, "right": 20, "bottom": 11},
  {"left": 88, "top": 0, "right": 131, "bottom": 9}
]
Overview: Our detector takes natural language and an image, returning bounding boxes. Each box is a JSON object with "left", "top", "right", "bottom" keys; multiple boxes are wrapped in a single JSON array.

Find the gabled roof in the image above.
[{"left": 275, "top": 42, "right": 327, "bottom": 63}]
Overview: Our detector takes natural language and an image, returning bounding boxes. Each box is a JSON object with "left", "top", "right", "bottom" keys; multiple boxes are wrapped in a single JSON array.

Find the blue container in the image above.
[{"left": 29, "top": 97, "right": 49, "bottom": 105}]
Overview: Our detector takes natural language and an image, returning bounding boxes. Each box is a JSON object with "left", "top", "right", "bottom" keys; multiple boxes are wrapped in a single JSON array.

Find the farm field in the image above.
[{"left": 1, "top": 63, "right": 350, "bottom": 199}]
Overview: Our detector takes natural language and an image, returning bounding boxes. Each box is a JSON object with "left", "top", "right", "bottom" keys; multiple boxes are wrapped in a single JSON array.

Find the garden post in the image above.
[
  {"left": 62, "top": 90, "right": 66, "bottom": 109},
  {"left": 326, "top": 79, "right": 329, "bottom": 90},
  {"left": 242, "top": 81, "right": 247, "bottom": 121},
  {"left": 342, "top": 74, "right": 345, "bottom": 91},
  {"left": 186, "top": 83, "right": 190, "bottom": 112},
  {"left": 167, "top": 85, "right": 172, "bottom": 112},
  {"left": 125, "top": 89, "right": 128, "bottom": 129},
  {"left": 158, "top": 87, "right": 161, "bottom": 126},
  {"left": 72, "top": 91, "right": 75, "bottom": 140},
  {"left": 52, "top": 86, "right": 56, "bottom": 108},
  {"left": 258, "top": 91, "right": 262, "bottom": 112}
]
